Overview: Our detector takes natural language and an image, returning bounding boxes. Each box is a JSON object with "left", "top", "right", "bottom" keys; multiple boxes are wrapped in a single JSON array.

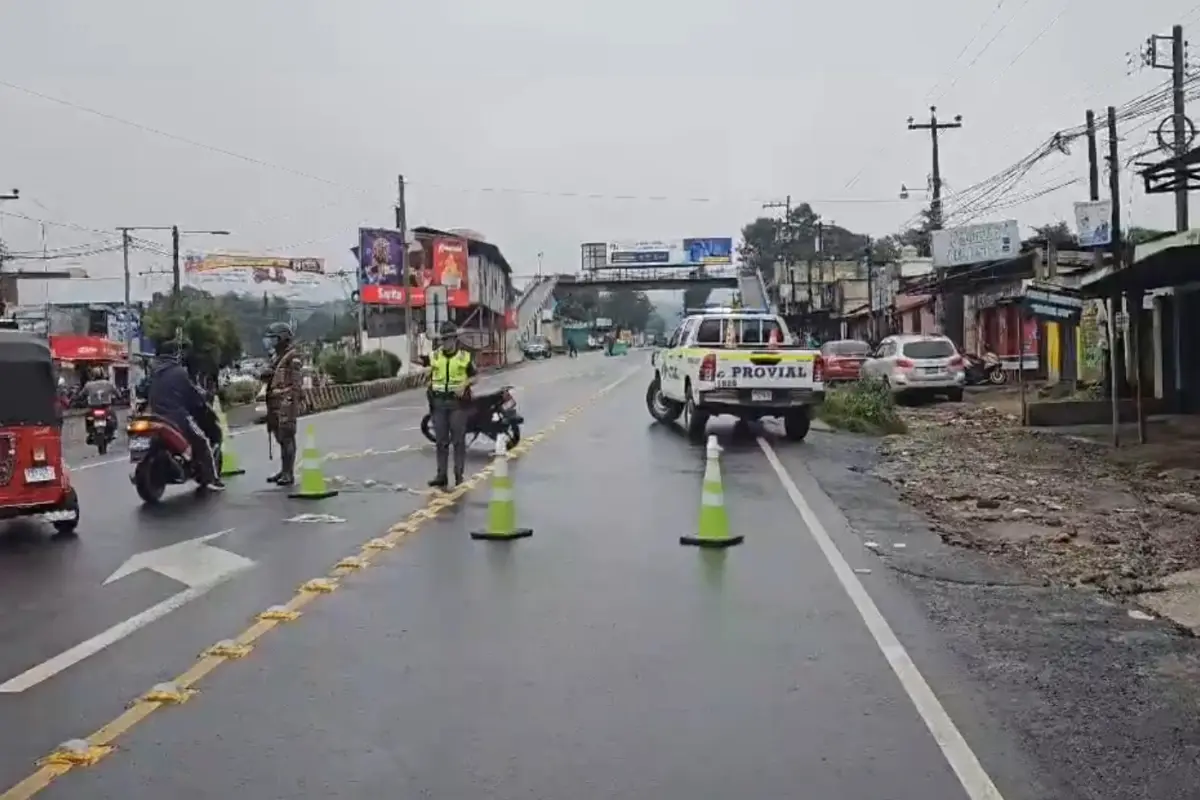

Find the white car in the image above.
[{"left": 862, "top": 334, "right": 966, "bottom": 402}]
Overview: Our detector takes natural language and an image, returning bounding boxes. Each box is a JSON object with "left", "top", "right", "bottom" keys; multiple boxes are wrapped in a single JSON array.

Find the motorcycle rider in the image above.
[
  {"left": 425, "top": 321, "right": 476, "bottom": 489},
  {"left": 146, "top": 340, "right": 224, "bottom": 490},
  {"left": 81, "top": 367, "right": 117, "bottom": 408},
  {"left": 260, "top": 321, "right": 302, "bottom": 486}
]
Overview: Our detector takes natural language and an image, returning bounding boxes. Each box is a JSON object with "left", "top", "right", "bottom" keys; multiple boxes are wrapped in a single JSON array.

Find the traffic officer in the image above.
[
  {"left": 261, "top": 321, "right": 303, "bottom": 486},
  {"left": 427, "top": 321, "right": 476, "bottom": 488}
]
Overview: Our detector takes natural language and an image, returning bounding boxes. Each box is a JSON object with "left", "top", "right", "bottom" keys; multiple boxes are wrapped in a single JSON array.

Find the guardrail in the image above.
[{"left": 298, "top": 370, "right": 431, "bottom": 415}]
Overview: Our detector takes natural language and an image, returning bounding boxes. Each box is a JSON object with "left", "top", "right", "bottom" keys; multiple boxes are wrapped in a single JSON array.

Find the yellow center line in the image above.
[{"left": 0, "top": 367, "right": 639, "bottom": 800}]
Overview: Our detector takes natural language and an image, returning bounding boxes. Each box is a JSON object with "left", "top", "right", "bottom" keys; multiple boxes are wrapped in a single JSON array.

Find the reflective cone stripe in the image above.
[
  {"left": 696, "top": 455, "right": 730, "bottom": 539},
  {"left": 289, "top": 425, "right": 338, "bottom": 499}
]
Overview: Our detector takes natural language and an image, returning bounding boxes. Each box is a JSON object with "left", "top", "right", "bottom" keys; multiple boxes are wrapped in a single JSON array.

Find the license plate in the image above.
[
  {"left": 129, "top": 437, "right": 151, "bottom": 451},
  {"left": 751, "top": 389, "right": 772, "bottom": 402},
  {"left": 24, "top": 466, "right": 56, "bottom": 483},
  {"left": 94, "top": 420, "right": 106, "bottom": 428},
  {"left": 923, "top": 367, "right": 942, "bottom": 375}
]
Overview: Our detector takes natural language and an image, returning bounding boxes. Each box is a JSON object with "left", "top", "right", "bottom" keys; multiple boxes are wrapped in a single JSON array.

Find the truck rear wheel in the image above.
[
  {"left": 784, "top": 408, "right": 811, "bottom": 442},
  {"left": 684, "top": 390, "right": 709, "bottom": 442}
]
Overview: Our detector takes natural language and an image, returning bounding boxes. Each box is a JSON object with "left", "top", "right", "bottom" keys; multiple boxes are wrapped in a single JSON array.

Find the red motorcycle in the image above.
[{"left": 126, "top": 412, "right": 223, "bottom": 504}]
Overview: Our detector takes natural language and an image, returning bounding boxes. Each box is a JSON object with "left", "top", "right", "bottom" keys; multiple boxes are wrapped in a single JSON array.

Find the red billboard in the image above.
[{"left": 431, "top": 237, "right": 469, "bottom": 308}]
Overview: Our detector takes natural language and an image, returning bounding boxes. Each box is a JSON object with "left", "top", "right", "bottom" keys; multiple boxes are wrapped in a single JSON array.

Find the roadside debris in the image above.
[{"left": 873, "top": 404, "right": 1200, "bottom": 598}]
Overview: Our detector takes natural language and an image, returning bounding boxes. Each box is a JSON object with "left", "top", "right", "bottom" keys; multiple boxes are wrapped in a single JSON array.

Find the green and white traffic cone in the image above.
[
  {"left": 470, "top": 436, "right": 532, "bottom": 541},
  {"left": 681, "top": 435, "right": 743, "bottom": 548},
  {"left": 213, "top": 396, "right": 245, "bottom": 477},
  {"left": 288, "top": 425, "right": 339, "bottom": 500}
]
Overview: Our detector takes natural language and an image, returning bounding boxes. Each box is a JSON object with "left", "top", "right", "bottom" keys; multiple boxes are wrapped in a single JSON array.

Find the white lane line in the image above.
[{"left": 757, "top": 438, "right": 1005, "bottom": 800}]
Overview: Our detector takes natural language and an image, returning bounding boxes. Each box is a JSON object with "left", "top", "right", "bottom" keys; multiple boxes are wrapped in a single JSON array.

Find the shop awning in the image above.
[
  {"left": 49, "top": 335, "right": 128, "bottom": 363},
  {"left": 1080, "top": 228, "right": 1200, "bottom": 296}
]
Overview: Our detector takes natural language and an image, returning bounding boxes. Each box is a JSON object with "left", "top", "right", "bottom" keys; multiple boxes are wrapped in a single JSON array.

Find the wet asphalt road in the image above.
[{"left": 1, "top": 352, "right": 1196, "bottom": 798}]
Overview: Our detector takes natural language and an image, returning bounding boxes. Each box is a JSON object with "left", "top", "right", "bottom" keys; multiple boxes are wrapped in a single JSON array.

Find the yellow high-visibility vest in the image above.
[{"left": 429, "top": 350, "right": 471, "bottom": 393}]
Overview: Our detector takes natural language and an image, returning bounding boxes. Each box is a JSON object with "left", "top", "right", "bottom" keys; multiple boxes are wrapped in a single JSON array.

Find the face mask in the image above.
[{"left": 263, "top": 337, "right": 276, "bottom": 352}]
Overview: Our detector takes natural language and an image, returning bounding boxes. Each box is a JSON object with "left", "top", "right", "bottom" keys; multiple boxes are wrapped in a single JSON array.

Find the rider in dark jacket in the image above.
[{"left": 147, "top": 342, "right": 224, "bottom": 489}]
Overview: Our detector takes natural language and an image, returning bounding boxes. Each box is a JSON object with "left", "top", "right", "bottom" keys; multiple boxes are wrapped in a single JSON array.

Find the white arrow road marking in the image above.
[{"left": 0, "top": 529, "right": 254, "bottom": 694}]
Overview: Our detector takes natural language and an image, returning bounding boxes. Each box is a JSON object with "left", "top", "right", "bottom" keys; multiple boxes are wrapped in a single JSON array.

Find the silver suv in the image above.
[{"left": 862, "top": 334, "right": 965, "bottom": 402}]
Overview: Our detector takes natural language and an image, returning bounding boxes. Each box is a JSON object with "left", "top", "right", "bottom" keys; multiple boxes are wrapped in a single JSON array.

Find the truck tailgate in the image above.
[{"left": 714, "top": 350, "right": 817, "bottom": 389}]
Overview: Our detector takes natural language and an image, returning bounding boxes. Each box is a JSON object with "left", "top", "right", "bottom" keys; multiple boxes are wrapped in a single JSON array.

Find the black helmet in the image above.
[
  {"left": 437, "top": 321, "right": 458, "bottom": 340},
  {"left": 265, "top": 321, "right": 294, "bottom": 341}
]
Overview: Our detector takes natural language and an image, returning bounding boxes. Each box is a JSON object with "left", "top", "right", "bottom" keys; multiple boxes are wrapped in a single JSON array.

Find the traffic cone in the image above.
[
  {"left": 288, "top": 425, "right": 339, "bottom": 500},
  {"left": 680, "top": 435, "right": 743, "bottom": 548},
  {"left": 470, "top": 437, "right": 532, "bottom": 541},
  {"left": 212, "top": 396, "right": 245, "bottom": 477}
]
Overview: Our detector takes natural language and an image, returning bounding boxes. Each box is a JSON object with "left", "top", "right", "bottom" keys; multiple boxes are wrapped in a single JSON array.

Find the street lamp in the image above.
[{"left": 170, "top": 227, "right": 230, "bottom": 298}]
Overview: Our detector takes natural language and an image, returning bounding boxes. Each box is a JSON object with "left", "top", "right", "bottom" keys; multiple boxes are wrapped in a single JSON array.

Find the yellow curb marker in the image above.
[{"left": 0, "top": 368, "right": 638, "bottom": 800}]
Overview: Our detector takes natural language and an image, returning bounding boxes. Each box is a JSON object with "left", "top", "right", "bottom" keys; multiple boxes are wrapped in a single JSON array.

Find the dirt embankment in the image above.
[{"left": 873, "top": 404, "right": 1200, "bottom": 596}]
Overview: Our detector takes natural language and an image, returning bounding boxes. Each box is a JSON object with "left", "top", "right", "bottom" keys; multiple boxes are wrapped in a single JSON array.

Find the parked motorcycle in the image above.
[
  {"left": 125, "top": 411, "right": 223, "bottom": 504},
  {"left": 963, "top": 352, "right": 1007, "bottom": 386},
  {"left": 84, "top": 406, "right": 118, "bottom": 455},
  {"left": 420, "top": 386, "right": 523, "bottom": 450}
]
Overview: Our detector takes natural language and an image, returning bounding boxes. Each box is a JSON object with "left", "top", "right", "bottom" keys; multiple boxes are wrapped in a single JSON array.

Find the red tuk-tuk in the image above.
[{"left": 0, "top": 330, "right": 80, "bottom": 534}]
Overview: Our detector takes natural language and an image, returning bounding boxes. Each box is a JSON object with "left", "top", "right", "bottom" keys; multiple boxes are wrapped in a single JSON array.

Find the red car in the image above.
[{"left": 820, "top": 339, "right": 871, "bottom": 383}]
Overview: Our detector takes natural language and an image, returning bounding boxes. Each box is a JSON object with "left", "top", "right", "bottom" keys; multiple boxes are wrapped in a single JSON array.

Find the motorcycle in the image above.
[
  {"left": 85, "top": 407, "right": 118, "bottom": 455},
  {"left": 964, "top": 352, "right": 1007, "bottom": 386},
  {"left": 420, "top": 385, "right": 523, "bottom": 450},
  {"left": 125, "top": 410, "right": 223, "bottom": 504}
]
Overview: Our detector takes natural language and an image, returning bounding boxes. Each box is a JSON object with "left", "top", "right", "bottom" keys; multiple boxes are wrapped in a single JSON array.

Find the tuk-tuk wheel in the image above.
[{"left": 52, "top": 488, "right": 80, "bottom": 536}]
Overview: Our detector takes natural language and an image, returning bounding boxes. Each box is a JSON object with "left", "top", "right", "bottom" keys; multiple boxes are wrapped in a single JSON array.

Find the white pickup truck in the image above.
[{"left": 646, "top": 310, "right": 824, "bottom": 441}]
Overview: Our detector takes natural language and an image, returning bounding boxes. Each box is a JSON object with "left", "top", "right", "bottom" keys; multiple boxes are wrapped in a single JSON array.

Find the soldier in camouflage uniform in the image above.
[{"left": 261, "top": 321, "right": 303, "bottom": 486}]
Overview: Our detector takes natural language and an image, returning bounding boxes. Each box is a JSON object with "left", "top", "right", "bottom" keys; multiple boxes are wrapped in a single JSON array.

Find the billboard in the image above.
[
  {"left": 1074, "top": 201, "right": 1112, "bottom": 247},
  {"left": 430, "top": 236, "right": 469, "bottom": 308},
  {"left": 184, "top": 254, "right": 324, "bottom": 274},
  {"left": 184, "top": 253, "right": 325, "bottom": 290},
  {"left": 931, "top": 220, "right": 1020, "bottom": 268},
  {"left": 603, "top": 237, "right": 733, "bottom": 267},
  {"left": 683, "top": 237, "right": 733, "bottom": 264},
  {"left": 358, "top": 227, "right": 413, "bottom": 306}
]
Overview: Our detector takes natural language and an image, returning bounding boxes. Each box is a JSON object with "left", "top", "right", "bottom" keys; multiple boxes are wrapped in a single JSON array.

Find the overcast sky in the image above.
[{"left": 0, "top": 0, "right": 1192, "bottom": 305}]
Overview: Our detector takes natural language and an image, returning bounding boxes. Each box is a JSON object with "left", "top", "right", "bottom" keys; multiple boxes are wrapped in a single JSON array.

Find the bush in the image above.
[
  {"left": 219, "top": 380, "right": 260, "bottom": 407},
  {"left": 353, "top": 353, "right": 383, "bottom": 382},
  {"left": 320, "top": 351, "right": 354, "bottom": 384},
  {"left": 817, "top": 379, "right": 907, "bottom": 435}
]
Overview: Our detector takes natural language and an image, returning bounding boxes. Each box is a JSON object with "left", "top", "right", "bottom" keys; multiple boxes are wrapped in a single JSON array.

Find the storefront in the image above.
[{"left": 49, "top": 334, "right": 130, "bottom": 390}]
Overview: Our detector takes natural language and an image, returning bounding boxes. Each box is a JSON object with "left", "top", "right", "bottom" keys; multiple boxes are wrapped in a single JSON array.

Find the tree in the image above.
[
  {"left": 1127, "top": 226, "right": 1172, "bottom": 245},
  {"left": 554, "top": 285, "right": 602, "bottom": 322},
  {"left": 1030, "top": 221, "right": 1077, "bottom": 248},
  {"left": 142, "top": 289, "right": 243, "bottom": 379},
  {"left": 598, "top": 288, "right": 654, "bottom": 331},
  {"left": 895, "top": 208, "right": 936, "bottom": 257},
  {"left": 682, "top": 286, "right": 712, "bottom": 314}
]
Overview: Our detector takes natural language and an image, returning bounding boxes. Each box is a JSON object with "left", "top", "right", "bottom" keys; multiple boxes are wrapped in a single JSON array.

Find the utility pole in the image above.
[
  {"left": 171, "top": 225, "right": 181, "bottom": 299},
  {"left": 1106, "top": 105, "right": 1125, "bottom": 445},
  {"left": 909, "top": 107, "right": 963, "bottom": 343},
  {"left": 1145, "top": 25, "right": 1191, "bottom": 230},
  {"left": 907, "top": 106, "right": 962, "bottom": 230},
  {"left": 395, "top": 174, "right": 414, "bottom": 366},
  {"left": 0, "top": 189, "right": 19, "bottom": 317},
  {"left": 1086, "top": 110, "right": 1100, "bottom": 202},
  {"left": 1172, "top": 24, "right": 1188, "bottom": 231},
  {"left": 762, "top": 195, "right": 791, "bottom": 311}
]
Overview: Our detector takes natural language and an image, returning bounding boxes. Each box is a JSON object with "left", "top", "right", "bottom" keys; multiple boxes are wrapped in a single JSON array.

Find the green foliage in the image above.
[
  {"left": 817, "top": 379, "right": 907, "bottom": 435},
  {"left": 739, "top": 202, "right": 872, "bottom": 283},
  {"left": 555, "top": 285, "right": 656, "bottom": 331},
  {"left": 1030, "top": 221, "right": 1077, "bottom": 248},
  {"left": 318, "top": 349, "right": 399, "bottom": 384},
  {"left": 142, "top": 289, "right": 243, "bottom": 379},
  {"left": 1127, "top": 226, "right": 1172, "bottom": 245},
  {"left": 219, "top": 380, "right": 259, "bottom": 407}
]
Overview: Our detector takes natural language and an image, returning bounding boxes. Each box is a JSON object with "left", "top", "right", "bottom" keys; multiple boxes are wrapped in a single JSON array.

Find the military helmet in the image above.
[
  {"left": 437, "top": 321, "right": 458, "bottom": 340},
  {"left": 265, "top": 321, "right": 294, "bottom": 340}
]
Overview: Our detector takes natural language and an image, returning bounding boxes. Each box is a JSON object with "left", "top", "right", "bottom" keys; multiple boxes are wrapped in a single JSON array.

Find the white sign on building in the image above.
[
  {"left": 1074, "top": 200, "right": 1112, "bottom": 247},
  {"left": 931, "top": 220, "right": 1020, "bottom": 268}
]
